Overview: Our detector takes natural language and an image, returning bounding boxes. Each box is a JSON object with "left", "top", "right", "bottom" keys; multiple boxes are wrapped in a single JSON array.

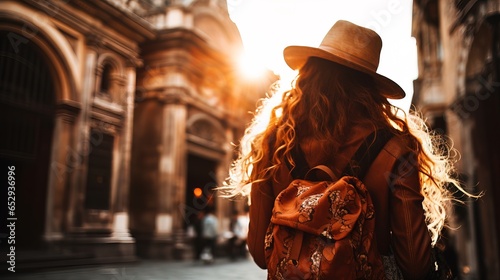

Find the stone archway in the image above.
[
  {"left": 0, "top": 30, "right": 56, "bottom": 249},
  {"left": 183, "top": 112, "right": 229, "bottom": 258},
  {"left": 0, "top": 6, "right": 80, "bottom": 250},
  {"left": 185, "top": 113, "right": 226, "bottom": 221}
]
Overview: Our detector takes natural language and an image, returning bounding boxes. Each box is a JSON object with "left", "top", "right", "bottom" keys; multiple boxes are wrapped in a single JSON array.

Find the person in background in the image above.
[
  {"left": 228, "top": 210, "right": 249, "bottom": 260},
  {"left": 192, "top": 210, "right": 205, "bottom": 261},
  {"left": 201, "top": 207, "right": 218, "bottom": 263}
]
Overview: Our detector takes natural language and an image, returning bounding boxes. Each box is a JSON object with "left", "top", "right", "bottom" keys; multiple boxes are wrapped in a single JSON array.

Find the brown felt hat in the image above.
[{"left": 283, "top": 20, "right": 405, "bottom": 99}]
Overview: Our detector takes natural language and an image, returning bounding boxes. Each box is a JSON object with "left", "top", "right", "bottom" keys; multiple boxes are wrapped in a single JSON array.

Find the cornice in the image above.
[{"left": 21, "top": 0, "right": 155, "bottom": 58}]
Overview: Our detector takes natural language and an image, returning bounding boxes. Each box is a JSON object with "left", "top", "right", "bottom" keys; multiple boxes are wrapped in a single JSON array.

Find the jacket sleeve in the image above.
[
  {"left": 247, "top": 180, "right": 275, "bottom": 269},
  {"left": 389, "top": 153, "right": 433, "bottom": 280}
]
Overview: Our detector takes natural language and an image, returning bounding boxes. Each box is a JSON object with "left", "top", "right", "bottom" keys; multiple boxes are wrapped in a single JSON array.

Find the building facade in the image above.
[
  {"left": 0, "top": 0, "right": 273, "bottom": 265},
  {"left": 412, "top": 0, "right": 500, "bottom": 279}
]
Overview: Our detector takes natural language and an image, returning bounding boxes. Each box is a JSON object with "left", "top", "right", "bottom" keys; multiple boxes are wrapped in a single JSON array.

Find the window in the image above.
[
  {"left": 84, "top": 129, "right": 114, "bottom": 210},
  {"left": 99, "top": 63, "right": 113, "bottom": 95}
]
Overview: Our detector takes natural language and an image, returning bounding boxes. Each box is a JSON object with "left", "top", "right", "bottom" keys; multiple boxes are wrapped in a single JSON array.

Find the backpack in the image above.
[{"left": 264, "top": 130, "right": 392, "bottom": 279}]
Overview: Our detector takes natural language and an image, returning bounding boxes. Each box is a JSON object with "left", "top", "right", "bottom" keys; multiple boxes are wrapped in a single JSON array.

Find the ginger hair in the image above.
[{"left": 220, "top": 57, "right": 477, "bottom": 245}]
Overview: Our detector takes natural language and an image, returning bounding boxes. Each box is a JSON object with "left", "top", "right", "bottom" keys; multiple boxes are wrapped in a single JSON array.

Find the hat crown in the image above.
[
  {"left": 282, "top": 20, "right": 405, "bottom": 99},
  {"left": 319, "top": 20, "right": 382, "bottom": 72}
]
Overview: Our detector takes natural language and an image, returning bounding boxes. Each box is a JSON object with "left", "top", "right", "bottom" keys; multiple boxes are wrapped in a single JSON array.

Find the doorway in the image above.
[
  {"left": 0, "top": 31, "right": 55, "bottom": 249},
  {"left": 184, "top": 154, "right": 218, "bottom": 228}
]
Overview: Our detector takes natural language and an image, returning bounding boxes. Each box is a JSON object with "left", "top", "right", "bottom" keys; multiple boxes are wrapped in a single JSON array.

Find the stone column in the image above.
[
  {"left": 215, "top": 126, "right": 234, "bottom": 237},
  {"left": 111, "top": 63, "right": 138, "bottom": 241},
  {"left": 65, "top": 39, "right": 98, "bottom": 230},
  {"left": 44, "top": 101, "right": 80, "bottom": 243},
  {"left": 157, "top": 102, "right": 187, "bottom": 234}
]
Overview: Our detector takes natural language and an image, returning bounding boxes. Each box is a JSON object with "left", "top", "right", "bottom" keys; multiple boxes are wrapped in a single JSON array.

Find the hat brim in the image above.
[{"left": 284, "top": 46, "right": 406, "bottom": 100}]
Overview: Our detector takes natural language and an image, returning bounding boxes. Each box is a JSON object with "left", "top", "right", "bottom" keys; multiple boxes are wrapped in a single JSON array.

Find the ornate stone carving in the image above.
[
  {"left": 85, "top": 33, "right": 104, "bottom": 52},
  {"left": 188, "top": 119, "right": 223, "bottom": 143},
  {"left": 91, "top": 118, "right": 120, "bottom": 135},
  {"left": 186, "top": 113, "right": 225, "bottom": 147},
  {"left": 56, "top": 100, "right": 82, "bottom": 124}
]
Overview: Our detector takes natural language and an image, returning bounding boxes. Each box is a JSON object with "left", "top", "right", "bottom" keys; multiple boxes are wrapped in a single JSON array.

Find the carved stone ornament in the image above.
[{"left": 187, "top": 119, "right": 223, "bottom": 144}]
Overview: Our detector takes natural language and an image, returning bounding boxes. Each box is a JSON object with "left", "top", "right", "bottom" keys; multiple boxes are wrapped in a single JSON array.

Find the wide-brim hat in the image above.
[{"left": 283, "top": 20, "right": 405, "bottom": 99}]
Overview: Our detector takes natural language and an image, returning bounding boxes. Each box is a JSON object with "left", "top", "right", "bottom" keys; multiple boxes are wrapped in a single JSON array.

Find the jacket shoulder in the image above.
[{"left": 382, "top": 133, "right": 414, "bottom": 160}]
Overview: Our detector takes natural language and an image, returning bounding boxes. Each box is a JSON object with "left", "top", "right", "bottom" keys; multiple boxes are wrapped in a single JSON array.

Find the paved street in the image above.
[{"left": 2, "top": 258, "right": 268, "bottom": 280}]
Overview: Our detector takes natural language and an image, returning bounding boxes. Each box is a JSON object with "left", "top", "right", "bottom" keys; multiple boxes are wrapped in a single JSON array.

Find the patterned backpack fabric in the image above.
[{"left": 264, "top": 131, "right": 392, "bottom": 280}]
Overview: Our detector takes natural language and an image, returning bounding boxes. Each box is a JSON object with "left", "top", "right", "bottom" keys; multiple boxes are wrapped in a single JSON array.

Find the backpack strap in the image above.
[
  {"left": 342, "top": 129, "right": 393, "bottom": 179},
  {"left": 287, "top": 143, "right": 310, "bottom": 179},
  {"left": 305, "top": 165, "right": 338, "bottom": 181},
  {"left": 288, "top": 129, "right": 394, "bottom": 180}
]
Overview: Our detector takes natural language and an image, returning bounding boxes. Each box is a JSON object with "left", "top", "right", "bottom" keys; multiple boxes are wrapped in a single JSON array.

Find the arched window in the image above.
[{"left": 99, "top": 63, "right": 113, "bottom": 95}]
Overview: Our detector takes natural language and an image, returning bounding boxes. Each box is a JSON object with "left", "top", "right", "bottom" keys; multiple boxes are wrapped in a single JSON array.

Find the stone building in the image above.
[
  {"left": 412, "top": 0, "right": 500, "bottom": 279},
  {"left": 0, "top": 0, "right": 274, "bottom": 266}
]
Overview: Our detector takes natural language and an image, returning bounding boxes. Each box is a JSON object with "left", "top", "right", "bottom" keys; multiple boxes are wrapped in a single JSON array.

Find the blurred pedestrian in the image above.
[
  {"left": 201, "top": 207, "right": 218, "bottom": 264},
  {"left": 228, "top": 210, "right": 249, "bottom": 260},
  {"left": 191, "top": 210, "right": 205, "bottom": 261}
]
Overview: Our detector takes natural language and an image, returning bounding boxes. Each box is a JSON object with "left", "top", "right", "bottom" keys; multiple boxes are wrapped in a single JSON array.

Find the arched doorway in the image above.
[
  {"left": 184, "top": 153, "right": 218, "bottom": 228},
  {"left": 0, "top": 31, "right": 56, "bottom": 249},
  {"left": 184, "top": 114, "right": 226, "bottom": 228}
]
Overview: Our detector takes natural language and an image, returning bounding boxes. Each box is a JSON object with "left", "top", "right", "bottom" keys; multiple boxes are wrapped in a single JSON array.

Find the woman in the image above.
[{"left": 221, "top": 20, "right": 471, "bottom": 279}]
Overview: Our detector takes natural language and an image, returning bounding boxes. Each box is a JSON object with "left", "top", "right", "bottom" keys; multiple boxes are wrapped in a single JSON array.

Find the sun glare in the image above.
[
  {"left": 229, "top": 0, "right": 415, "bottom": 113},
  {"left": 238, "top": 52, "right": 268, "bottom": 80}
]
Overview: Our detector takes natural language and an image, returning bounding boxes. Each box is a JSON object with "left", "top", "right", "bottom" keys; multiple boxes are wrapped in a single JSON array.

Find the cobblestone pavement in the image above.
[{"left": 2, "top": 258, "right": 268, "bottom": 280}]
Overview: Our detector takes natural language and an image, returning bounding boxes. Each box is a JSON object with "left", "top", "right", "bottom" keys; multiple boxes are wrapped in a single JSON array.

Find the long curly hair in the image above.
[{"left": 220, "top": 57, "right": 475, "bottom": 245}]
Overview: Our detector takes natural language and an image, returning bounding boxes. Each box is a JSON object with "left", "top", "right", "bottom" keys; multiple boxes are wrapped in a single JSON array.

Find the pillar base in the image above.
[
  {"left": 57, "top": 236, "right": 137, "bottom": 261},
  {"left": 2, "top": 235, "right": 138, "bottom": 272}
]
